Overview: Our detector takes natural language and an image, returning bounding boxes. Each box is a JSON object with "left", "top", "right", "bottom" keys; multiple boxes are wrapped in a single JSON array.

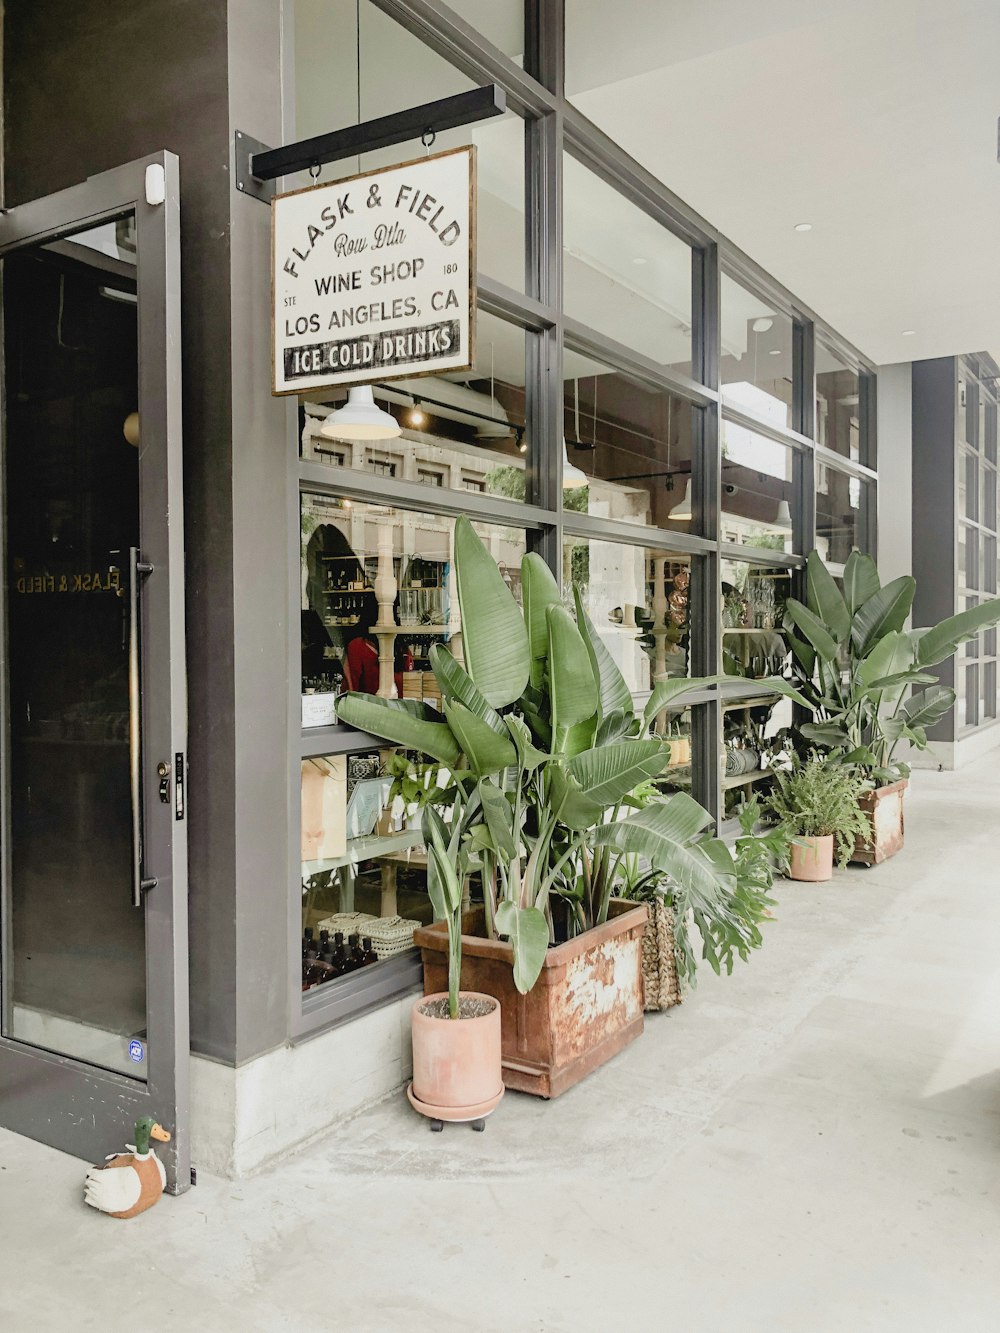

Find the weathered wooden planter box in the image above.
[
  {"left": 413, "top": 901, "right": 648, "bottom": 1099},
  {"left": 852, "top": 777, "right": 908, "bottom": 865}
]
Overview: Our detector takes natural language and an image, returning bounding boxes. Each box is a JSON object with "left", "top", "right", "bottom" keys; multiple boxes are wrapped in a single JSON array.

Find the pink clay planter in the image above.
[
  {"left": 408, "top": 991, "right": 504, "bottom": 1123},
  {"left": 789, "top": 835, "right": 834, "bottom": 882}
]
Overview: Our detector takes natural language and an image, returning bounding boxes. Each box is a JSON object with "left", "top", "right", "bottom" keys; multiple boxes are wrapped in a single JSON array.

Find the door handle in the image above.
[{"left": 128, "top": 547, "right": 156, "bottom": 907}]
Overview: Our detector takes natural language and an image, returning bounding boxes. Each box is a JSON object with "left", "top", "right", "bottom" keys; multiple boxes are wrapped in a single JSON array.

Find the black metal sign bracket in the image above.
[{"left": 235, "top": 84, "right": 505, "bottom": 203}]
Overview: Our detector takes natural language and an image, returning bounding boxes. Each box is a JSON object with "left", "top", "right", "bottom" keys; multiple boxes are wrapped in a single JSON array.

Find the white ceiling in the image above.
[{"left": 565, "top": 0, "right": 1000, "bottom": 367}]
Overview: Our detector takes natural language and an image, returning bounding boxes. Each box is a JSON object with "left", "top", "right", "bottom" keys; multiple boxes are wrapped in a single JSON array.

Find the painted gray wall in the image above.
[
  {"left": 875, "top": 362, "right": 913, "bottom": 593},
  {"left": 911, "top": 357, "right": 957, "bottom": 741},
  {"left": 2, "top": 0, "right": 289, "bottom": 1063}
]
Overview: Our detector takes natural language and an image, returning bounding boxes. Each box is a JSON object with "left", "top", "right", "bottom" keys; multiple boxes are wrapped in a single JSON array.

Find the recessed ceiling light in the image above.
[
  {"left": 902, "top": 329, "right": 916, "bottom": 336},
  {"left": 793, "top": 222, "right": 812, "bottom": 233},
  {"left": 751, "top": 317, "right": 773, "bottom": 334},
  {"left": 632, "top": 257, "right": 647, "bottom": 266},
  {"left": 768, "top": 348, "right": 782, "bottom": 356}
]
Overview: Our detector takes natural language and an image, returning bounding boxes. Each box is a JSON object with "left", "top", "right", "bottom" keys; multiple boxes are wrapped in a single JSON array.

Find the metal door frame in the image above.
[{"left": 0, "top": 151, "right": 189, "bottom": 1192}]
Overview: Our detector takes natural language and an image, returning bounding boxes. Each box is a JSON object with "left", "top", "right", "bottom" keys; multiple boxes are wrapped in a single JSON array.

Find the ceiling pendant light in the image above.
[
  {"left": 319, "top": 385, "right": 400, "bottom": 441},
  {"left": 775, "top": 499, "right": 792, "bottom": 529},
  {"left": 669, "top": 479, "right": 693, "bottom": 521},
  {"left": 562, "top": 439, "right": 588, "bottom": 489}
]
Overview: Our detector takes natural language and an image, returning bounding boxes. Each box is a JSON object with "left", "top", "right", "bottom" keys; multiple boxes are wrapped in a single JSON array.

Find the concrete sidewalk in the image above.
[{"left": 1, "top": 758, "right": 998, "bottom": 1332}]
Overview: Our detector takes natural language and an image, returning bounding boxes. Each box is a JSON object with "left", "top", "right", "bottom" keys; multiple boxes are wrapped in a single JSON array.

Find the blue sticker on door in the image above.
[{"left": 128, "top": 1039, "right": 145, "bottom": 1064}]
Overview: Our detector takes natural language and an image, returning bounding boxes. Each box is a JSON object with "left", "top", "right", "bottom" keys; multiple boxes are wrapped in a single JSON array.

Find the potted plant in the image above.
[
  {"left": 338, "top": 518, "right": 805, "bottom": 1096},
  {"left": 762, "top": 753, "right": 873, "bottom": 881},
  {"left": 616, "top": 793, "right": 791, "bottom": 1009},
  {"left": 783, "top": 551, "right": 1000, "bottom": 863},
  {"left": 406, "top": 798, "right": 505, "bottom": 1128}
]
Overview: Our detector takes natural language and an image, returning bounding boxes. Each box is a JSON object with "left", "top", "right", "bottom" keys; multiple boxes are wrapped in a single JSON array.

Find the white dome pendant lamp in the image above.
[
  {"left": 562, "top": 438, "right": 588, "bottom": 489},
  {"left": 320, "top": 385, "right": 401, "bottom": 441},
  {"left": 669, "top": 479, "right": 693, "bottom": 521},
  {"left": 775, "top": 499, "right": 792, "bottom": 529}
]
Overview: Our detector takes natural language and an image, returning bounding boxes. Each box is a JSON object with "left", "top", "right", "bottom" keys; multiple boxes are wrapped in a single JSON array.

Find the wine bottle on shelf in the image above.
[
  {"left": 331, "top": 933, "right": 349, "bottom": 976},
  {"left": 362, "top": 937, "right": 378, "bottom": 967},
  {"left": 346, "top": 933, "right": 364, "bottom": 971}
]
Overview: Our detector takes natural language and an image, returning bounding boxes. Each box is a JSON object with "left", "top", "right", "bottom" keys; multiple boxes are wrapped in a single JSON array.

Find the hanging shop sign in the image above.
[{"left": 272, "top": 145, "right": 475, "bottom": 395}]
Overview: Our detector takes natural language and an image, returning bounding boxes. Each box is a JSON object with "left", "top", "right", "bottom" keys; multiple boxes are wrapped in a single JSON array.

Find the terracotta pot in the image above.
[
  {"left": 789, "top": 834, "right": 834, "bottom": 882},
  {"left": 409, "top": 991, "right": 503, "bottom": 1122},
  {"left": 414, "top": 902, "right": 648, "bottom": 1099},
  {"left": 852, "top": 778, "right": 907, "bottom": 865}
]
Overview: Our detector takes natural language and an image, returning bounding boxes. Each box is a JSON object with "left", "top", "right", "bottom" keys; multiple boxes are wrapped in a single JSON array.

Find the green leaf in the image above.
[
  {"left": 565, "top": 740, "right": 669, "bottom": 807},
  {"left": 914, "top": 598, "right": 1000, "bottom": 668},
  {"left": 843, "top": 551, "right": 881, "bottom": 615},
  {"left": 454, "top": 514, "right": 530, "bottom": 707},
  {"left": 783, "top": 599, "right": 840, "bottom": 663},
  {"left": 502, "top": 714, "right": 548, "bottom": 773},
  {"left": 547, "top": 765, "right": 607, "bottom": 831},
  {"left": 593, "top": 793, "right": 720, "bottom": 901},
  {"left": 642, "top": 676, "right": 711, "bottom": 730},
  {"left": 806, "top": 550, "right": 851, "bottom": 642},
  {"left": 718, "top": 676, "right": 813, "bottom": 710},
  {"left": 336, "top": 693, "right": 460, "bottom": 767},
  {"left": 799, "top": 721, "right": 850, "bottom": 748},
  {"left": 858, "top": 630, "right": 913, "bottom": 690},
  {"left": 785, "top": 625, "right": 817, "bottom": 679},
  {"left": 547, "top": 604, "right": 599, "bottom": 741},
  {"left": 428, "top": 644, "right": 505, "bottom": 734},
  {"left": 495, "top": 901, "right": 549, "bottom": 994},
  {"left": 594, "top": 708, "right": 632, "bottom": 746},
  {"left": 521, "top": 552, "right": 562, "bottom": 691},
  {"left": 850, "top": 576, "right": 916, "bottom": 656},
  {"left": 573, "top": 586, "right": 635, "bottom": 722},
  {"left": 443, "top": 699, "right": 516, "bottom": 777},
  {"left": 899, "top": 684, "right": 956, "bottom": 731},
  {"left": 478, "top": 780, "right": 518, "bottom": 860}
]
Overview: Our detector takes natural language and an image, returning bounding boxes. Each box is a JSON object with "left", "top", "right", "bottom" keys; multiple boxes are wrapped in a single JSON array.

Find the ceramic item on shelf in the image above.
[{"left": 83, "top": 1117, "right": 171, "bottom": 1219}]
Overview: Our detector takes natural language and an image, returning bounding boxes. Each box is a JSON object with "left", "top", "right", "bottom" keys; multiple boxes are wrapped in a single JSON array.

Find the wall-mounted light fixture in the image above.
[{"left": 320, "top": 385, "right": 400, "bottom": 441}]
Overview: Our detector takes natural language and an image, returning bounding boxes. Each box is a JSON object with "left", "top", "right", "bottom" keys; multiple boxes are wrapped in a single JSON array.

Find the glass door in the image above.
[{"left": 0, "top": 154, "right": 189, "bottom": 1191}]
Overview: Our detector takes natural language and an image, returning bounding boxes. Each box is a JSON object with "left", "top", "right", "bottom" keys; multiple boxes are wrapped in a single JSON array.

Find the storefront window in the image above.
[
  {"left": 816, "top": 343, "right": 860, "bottom": 463},
  {"left": 720, "top": 557, "right": 794, "bottom": 819},
  {"left": 815, "top": 465, "right": 867, "bottom": 566},
  {"left": 300, "top": 750, "right": 434, "bottom": 992},
  {"left": 720, "top": 420, "right": 794, "bottom": 552},
  {"left": 561, "top": 357, "right": 696, "bottom": 531},
  {"left": 563, "top": 154, "right": 692, "bottom": 378},
  {"left": 292, "top": 0, "right": 526, "bottom": 289},
  {"left": 301, "top": 311, "right": 529, "bottom": 502},
  {"left": 300, "top": 495, "right": 526, "bottom": 707},
  {"left": 720, "top": 275, "right": 793, "bottom": 431}
]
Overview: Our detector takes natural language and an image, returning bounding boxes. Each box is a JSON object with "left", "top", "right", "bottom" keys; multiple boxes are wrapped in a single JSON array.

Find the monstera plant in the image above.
[
  {"left": 338, "top": 517, "right": 804, "bottom": 1003},
  {"left": 784, "top": 550, "right": 1000, "bottom": 785}
]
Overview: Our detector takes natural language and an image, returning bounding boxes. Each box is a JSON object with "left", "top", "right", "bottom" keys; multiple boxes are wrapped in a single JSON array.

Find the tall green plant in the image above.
[
  {"left": 338, "top": 517, "right": 809, "bottom": 999},
  {"left": 784, "top": 551, "right": 1000, "bottom": 783}
]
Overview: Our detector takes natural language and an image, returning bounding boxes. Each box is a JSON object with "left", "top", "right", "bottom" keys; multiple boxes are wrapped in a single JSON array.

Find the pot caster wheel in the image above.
[
  {"left": 471, "top": 1119, "right": 486, "bottom": 1132},
  {"left": 430, "top": 1119, "right": 444, "bottom": 1133}
]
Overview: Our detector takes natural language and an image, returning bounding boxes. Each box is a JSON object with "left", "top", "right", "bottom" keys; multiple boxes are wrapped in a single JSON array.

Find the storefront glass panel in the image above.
[
  {"left": 816, "top": 343, "right": 860, "bottom": 463},
  {"left": 301, "top": 311, "right": 529, "bottom": 503},
  {"left": 561, "top": 356, "right": 696, "bottom": 532},
  {"left": 300, "top": 495, "right": 526, "bottom": 707},
  {"left": 2, "top": 217, "right": 146, "bottom": 1078},
  {"left": 720, "top": 275, "right": 793, "bottom": 431},
  {"left": 292, "top": 0, "right": 526, "bottom": 290},
  {"left": 815, "top": 465, "right": 865, "bottom": 567},
  {"left": 720, "top": 420, "right": 794, "bottom": 552},
  {"left": 563, "top": 154, "right": 693, "bottom": 378}
]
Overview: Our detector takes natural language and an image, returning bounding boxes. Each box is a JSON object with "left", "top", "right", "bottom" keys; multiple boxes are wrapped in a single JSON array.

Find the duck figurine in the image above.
[{"left": 84, "top": 1116, "right": 172, "bottom": 1219}]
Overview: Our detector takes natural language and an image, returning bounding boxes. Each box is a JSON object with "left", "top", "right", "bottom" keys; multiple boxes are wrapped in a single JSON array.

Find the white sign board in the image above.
[{"left": 271, "top": 145, "right": 476, "bottom": 395}]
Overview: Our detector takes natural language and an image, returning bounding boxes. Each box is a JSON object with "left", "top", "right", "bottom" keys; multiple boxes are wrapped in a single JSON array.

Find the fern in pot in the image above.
[{"left": 762, "top": 753, "right": 872, "bottom": 882}]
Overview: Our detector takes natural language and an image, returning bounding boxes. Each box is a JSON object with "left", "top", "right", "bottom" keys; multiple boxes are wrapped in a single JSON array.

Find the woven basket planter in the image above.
[{"left": 641, "top": 900, "right": 682, "bottom": 1012}]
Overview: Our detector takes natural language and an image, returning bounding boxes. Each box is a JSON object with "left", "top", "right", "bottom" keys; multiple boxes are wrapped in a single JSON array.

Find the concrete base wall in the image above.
[
  {"left": 190, "top": 996, "right": 414, "bottom": 1177},
  {"left": 901, "top": 720, "right": 1000, "bottom": 771}
]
